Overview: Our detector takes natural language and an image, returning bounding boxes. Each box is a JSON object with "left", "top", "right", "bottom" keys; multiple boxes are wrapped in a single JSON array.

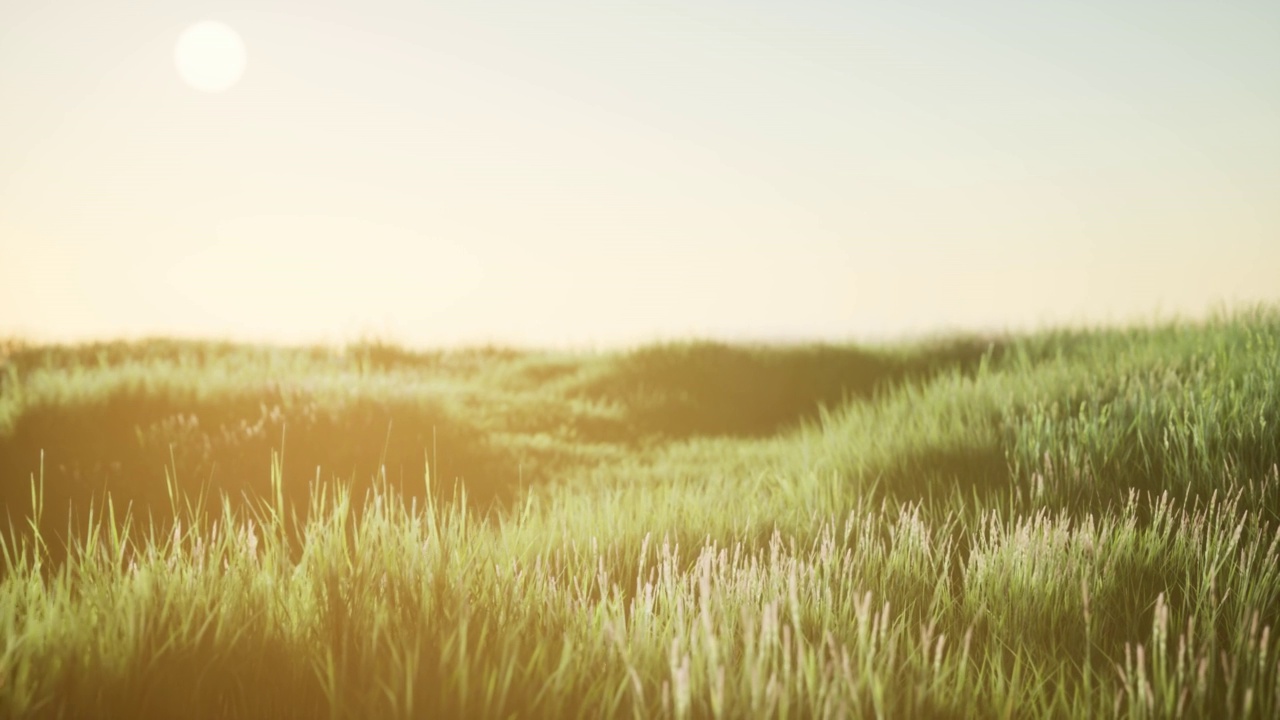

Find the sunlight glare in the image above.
[
  {"left": 174, "top": 21, "right": 247, "bottom": 93},
  {"left": 164, "top": 215, "right": 485, "bottom": 342}
]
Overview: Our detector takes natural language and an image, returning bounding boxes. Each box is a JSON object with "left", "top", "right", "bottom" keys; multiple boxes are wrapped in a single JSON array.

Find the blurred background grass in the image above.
[{"left": 0, "top": 332, "right": 1005, "bottom": 536}]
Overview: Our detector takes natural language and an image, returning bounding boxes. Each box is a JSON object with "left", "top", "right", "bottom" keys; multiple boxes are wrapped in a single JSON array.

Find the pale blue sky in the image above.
[{"left": 2, "top": 0, "right": 1277, "bottom": 346}]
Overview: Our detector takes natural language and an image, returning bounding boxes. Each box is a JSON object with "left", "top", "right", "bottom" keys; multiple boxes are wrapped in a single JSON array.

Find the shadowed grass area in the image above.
[
  {"left": 567, "top": 337, "right": 1006, "bottom": 439},
  {"left": 3, "top": 306, "right": 1280, "bottom": 718}
]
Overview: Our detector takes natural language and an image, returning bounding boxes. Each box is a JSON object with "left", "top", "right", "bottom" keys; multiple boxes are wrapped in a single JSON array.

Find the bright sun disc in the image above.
[{"left": 174, "top": 21, "right": 246, "bottom": 93}]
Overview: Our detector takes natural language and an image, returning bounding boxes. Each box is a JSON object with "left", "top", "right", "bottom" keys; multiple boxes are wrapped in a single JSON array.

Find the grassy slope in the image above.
[{"left": 0, "top": 308, "right": 1278, "bottom": 718}]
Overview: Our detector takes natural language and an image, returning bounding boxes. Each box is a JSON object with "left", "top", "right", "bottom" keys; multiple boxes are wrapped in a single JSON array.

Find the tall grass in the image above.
[{"left": 1, "top": 307, "right": 1279, "bottom": 718}]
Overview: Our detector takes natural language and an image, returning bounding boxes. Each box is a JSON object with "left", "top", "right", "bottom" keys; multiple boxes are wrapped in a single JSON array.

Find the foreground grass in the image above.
[{"left": 1, "top": 308, "right": 1279, "bottom": 718}]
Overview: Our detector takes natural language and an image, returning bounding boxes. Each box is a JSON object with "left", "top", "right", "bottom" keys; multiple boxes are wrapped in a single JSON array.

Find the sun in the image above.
[{"left": 174, "top": 21, "right": 247, "bottom": 93}]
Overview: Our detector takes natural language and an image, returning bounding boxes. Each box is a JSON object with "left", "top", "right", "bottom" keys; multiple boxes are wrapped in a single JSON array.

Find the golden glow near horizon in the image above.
[{"left": 2, "top": 1, "right": 1278, "bottom": 347}]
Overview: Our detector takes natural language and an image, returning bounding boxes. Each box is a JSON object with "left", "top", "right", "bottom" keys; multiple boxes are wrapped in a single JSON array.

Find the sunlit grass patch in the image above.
[{"left": 2, "top": 307, "right": 1280, "bottom": 717}]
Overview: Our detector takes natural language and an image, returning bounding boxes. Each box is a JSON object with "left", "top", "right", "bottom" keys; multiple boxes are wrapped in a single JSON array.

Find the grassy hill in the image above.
[{"left": 1, "top": 307, "right": 1278, "bottom": 718}]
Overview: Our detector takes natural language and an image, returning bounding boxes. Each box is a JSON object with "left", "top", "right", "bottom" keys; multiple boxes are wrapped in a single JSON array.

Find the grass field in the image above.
[{"left": 1, "top": 307, "right": 1279, "bottom": 718}]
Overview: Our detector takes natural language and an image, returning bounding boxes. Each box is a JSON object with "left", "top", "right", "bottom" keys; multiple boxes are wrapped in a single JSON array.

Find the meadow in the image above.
[{"left": 1, "top": 307, "right": 1279, "bottom": 718}]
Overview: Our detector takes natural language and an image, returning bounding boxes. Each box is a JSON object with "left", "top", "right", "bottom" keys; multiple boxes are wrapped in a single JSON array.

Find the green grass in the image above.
[{"left": 1, "top": 307, "right": 1279, "bottom": 718}]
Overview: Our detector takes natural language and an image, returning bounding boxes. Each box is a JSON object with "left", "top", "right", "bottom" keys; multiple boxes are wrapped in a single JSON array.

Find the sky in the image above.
[{"left": 1, "top": 0, "right": 1277, "bottom": 347}]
